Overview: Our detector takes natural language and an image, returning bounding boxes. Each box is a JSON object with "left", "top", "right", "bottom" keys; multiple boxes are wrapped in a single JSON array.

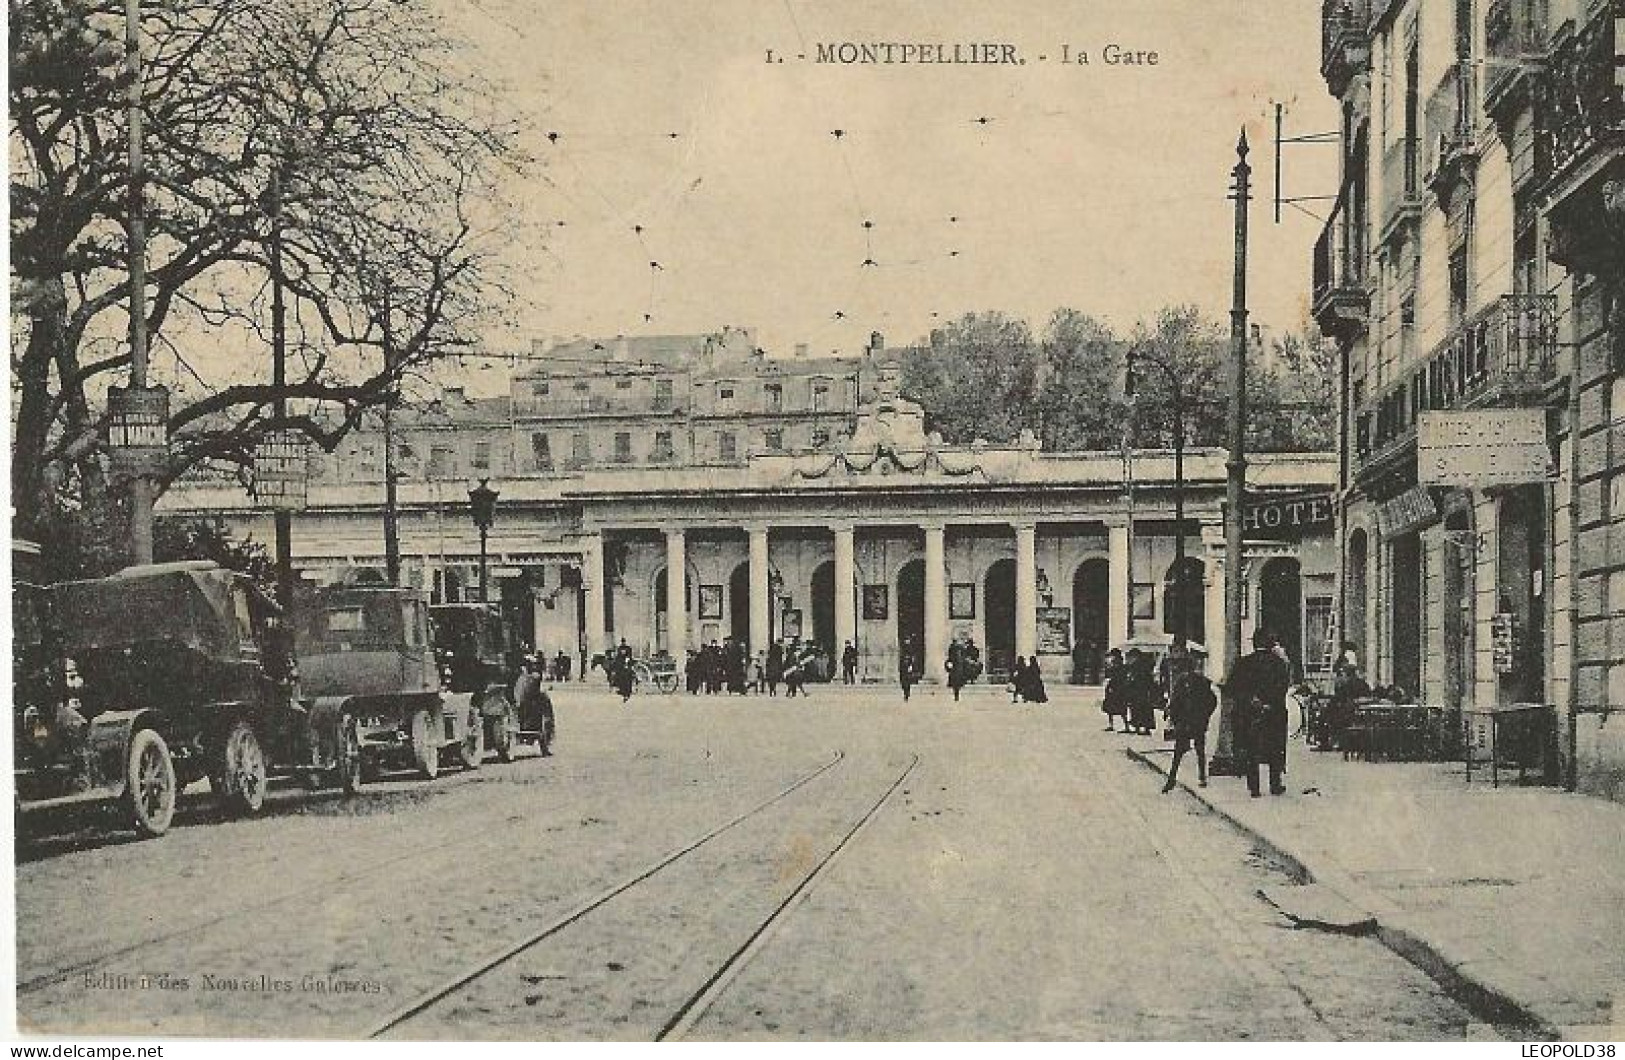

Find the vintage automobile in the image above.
[
  {"left": 294, "top": 584, "right": 481, "bottom": 780},
  {"left": 14, "top": 562, "right": 356, "bottom": 839},
  {"left": 428, "top": 602, "right": 526, "bottom": 761}
]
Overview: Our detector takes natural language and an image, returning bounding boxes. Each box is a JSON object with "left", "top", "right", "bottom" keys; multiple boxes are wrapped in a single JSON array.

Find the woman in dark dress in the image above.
[
  {"left": 1024, "top": 655, "right": 1049, "bottom": 704},
  {"left": 1126, "top": 648, "right": 1158, "bottom": 734},
  {"left": 1102, "top": 648, "right": 1127, "bottom": 730}
]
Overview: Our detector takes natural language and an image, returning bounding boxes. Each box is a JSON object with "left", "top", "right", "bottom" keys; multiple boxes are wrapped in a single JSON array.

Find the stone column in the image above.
[
  {"left": 583, "top": 531, "right": 607, "bottom": 660},
  {"left": 834, "top": 523, "right": 857, "bottom": 662},
  {"left": 924, "top": 522, "right": 948, "bottom": 684},
  {"left": 1108, "top": 519, "right": 1132, "bottom": 650},
  {"left": 748, "top": 524, "right": 771, "bottom": 652},
  {"left": 1015, "top": 522, "right": 1039, "bottom": 658},
  {"left": 665, "top": 527, "right": 687, "bottom": 657}
]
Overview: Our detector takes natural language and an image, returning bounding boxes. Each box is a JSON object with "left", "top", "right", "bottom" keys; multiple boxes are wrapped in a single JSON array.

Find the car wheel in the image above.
[
  {"left": 336, "top": 714, "right": 363, "bottom": 795},
  {"left": 221, "top": 721, "right": 268, "bottom": 816},
  {"left": 125, "top": 728, "right": 177, "bottom": 838},
  {"left": 411, "top": 708, "right": 439, "bottom": 780},
  {"left": 456, "top": 706, "right": 483, "bottom": 770}
]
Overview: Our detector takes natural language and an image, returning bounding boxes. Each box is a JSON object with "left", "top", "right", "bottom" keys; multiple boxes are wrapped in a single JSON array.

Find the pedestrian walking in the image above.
[
  {"left": 1158, "top": 635, "right": 1197, "bottom": 723},
  {"left": 766, "top": 639, "right": 784, "bottom": 697},
  {"left": 899, "top": 637, "right": 921, "bottom": 701},
  {"left": 1101, "top": 648, "right": 1127, "bottom": 730},
  {"left": 1162, "top": 671, "right": 1217, "bottom": 791},
  {"left": 515, "top": 655, "right": 555, "bottom": 755},
  {"left": 842, "top": 640, "right": 859, "bottom": 684},
  {"left": 946, "top": 639, "right": 969, "bottom": 702},
  {"left": 1125, "top": 649, "right": 1158, "bottom": 734},
  {"left": 1228, "top": 628, "right": 1292, "bottom": 797},
  {"left": 611, "top": 653, "right": 634, "bottom": 702}
]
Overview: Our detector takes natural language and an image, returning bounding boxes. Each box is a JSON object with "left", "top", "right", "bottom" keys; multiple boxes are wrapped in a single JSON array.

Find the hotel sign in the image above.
[
  {"left": 1240, "top": 490, "right": 1335, "bottom": 541},
  {"left": 1418, "top": 410, "right": 1554, "bottom": 487}
]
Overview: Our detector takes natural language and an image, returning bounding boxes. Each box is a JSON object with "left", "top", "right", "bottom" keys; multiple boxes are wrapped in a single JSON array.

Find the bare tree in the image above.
[{"left": 10, "top": 0, "right": 527, "bottom": 541}]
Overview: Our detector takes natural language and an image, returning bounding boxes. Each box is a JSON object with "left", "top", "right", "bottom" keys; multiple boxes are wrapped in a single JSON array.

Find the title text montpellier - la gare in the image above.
[{"left": 816, "top": 42, "right": 1020, "bottom": 65}]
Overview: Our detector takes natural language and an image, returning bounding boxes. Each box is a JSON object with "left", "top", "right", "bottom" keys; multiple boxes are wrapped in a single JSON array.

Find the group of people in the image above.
[
  {"left": 1103, "top": 630, "right": 1297, "bottom": 798},
  {"left": 1007, "top": 655, "right": 1049, "bottom": 704},
  {"left": 512, "top": 645, "right": 575, "bottom": 684},
  {"left": 682, "top": 636, "right": 836, "bottom": 698},
  {"left": 683, "top": 636, "right": 752, "bottom": 695}
]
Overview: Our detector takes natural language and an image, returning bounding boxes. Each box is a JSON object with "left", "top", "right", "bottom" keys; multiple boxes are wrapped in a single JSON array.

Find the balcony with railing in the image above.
[
  {"left": 1312, "top": 191, "right": 1370, "bottom": 340},
  {"left": 1380, "top": 135, "right": 1422, "bottom": 238},
  {"left": 1484, "top": 0, "right": 1549, "bottom": 114},
  {"left": 1322, "top": 0, "right": 1372, "bottom": 94},
  {"left": 1424, "top": 60, "right": 1479, "bottom": 195},
  {"left": 1537, "top": 0, "right": 1625, "bottom": 186},
  {"left": 1353, "top": 293, "right": 1558, "bottom": 474}
]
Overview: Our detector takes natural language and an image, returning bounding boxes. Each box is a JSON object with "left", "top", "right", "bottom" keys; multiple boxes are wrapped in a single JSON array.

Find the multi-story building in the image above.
[
  {"left": 314, "top": 327, "right": 869, "bottom": 489},
  {"left": 1314, "top": 0, "right": 1623, "bottom": 793}
]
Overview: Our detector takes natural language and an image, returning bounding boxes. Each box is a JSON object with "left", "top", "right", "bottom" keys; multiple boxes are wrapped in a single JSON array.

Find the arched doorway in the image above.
[
  {"left": 1072, "top": 558, "right": 1110, "bottom": 683},
  {"left": 1162, "top": 556, "right": 1206, "bottom": 646},
  {"left": 985, "top": 557, "right": 1016, "bottom": 677},
  {"left": 1258, "top": 557, "right": 1303, "bottom": 679},
  {"left": 1347, "top": 528, "right": 1368, "bottom": 664},
  {"left": 810, "top": 560, "right": 836, "bottom": 674},
  {"left": 896, "top": 559, "right": 925, "bottom": 675},
  {"left": 728, "top": 561, "right": 751, "bottom": 647}
]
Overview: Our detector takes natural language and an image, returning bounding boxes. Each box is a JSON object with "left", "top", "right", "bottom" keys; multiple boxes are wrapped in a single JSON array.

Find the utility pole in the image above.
[
  {"left": 1212, "top": 129, "right": 1252, "bottom": 776},
  {"left": 382, "top": 288, "right": 402, "bottom": 586},
  {"left": 124, "top": 0, "right": 156, "bottom": 565},
  {"left": 269, "top": 166, "right": 294, "bottom": 609}
]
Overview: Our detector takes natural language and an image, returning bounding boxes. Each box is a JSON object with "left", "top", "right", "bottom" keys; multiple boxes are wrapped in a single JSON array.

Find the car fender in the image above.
[{"left": 86, "top": 709, "right": 165, "bottom": 795}]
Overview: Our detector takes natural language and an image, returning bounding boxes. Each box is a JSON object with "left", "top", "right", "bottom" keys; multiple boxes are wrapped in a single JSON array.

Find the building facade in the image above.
[
  {"left": 167, "top": 348, "right": 1337, "bottom": 686},
  {"left": 1314, "top": 0, "right": 1623, "bottom": 791}
]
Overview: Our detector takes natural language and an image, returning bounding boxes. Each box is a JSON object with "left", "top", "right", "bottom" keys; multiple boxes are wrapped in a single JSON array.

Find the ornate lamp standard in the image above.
[
  {"left": 1123, "top": 345, "right": 1190, "bottom": 642},
  {"left": 467, "top": 478, "right": 499, "bottom": 604}
]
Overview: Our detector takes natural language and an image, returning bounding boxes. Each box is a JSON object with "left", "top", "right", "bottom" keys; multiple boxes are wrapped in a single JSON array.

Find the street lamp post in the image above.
[
  {"left": 1211, "top": 129, "right": 1254, "bottom": 777},
  {"left": 468, "top": 478, "right": 499, "bottom": 604},
  {"left": 1123, "top": 347, "right": 1189, "bottom": 642}
]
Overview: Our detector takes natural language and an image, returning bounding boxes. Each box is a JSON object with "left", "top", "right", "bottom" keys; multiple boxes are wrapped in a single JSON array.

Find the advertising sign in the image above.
[
  {"left": 1036, "top": 607, "right": 1072, "bottom": 653},
  {"left": 1418, "top": 409, "right": 1554, "bottom": 486}
]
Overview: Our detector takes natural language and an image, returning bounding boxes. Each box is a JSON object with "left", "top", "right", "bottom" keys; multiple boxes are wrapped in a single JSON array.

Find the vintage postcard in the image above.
[{"left": 9, "top": 0, "right": 1624, "bottom": 1047}]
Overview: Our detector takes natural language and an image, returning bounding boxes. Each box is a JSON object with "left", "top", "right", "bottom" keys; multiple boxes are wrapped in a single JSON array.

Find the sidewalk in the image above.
[{"left": 1126, "top": 732, "right": 1625, "bottom": 1040}]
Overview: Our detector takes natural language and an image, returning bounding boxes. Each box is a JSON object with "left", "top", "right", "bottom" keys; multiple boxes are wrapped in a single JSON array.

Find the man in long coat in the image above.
[{"left": 1227, "top": 628, "right": 1292, "bottom": 796}]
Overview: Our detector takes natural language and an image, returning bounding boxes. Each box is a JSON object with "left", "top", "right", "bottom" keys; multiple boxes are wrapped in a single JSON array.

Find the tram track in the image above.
[
  {"left": 16, "top": 751, "right": 845, "bottom": 1001},
  {"left": 367, "top": 753, "right": 918, "bottom": 1041}
]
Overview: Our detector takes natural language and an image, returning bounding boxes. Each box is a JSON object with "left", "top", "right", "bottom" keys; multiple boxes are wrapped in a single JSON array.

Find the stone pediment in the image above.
[{"left": 794, "top": 393, "right": 983, "bottom": 480}]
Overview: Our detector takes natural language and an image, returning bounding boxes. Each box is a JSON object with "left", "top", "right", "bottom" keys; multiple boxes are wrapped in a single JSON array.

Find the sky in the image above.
[{"left": 451, "top": 0, "right": 1338, "bottom": 369}]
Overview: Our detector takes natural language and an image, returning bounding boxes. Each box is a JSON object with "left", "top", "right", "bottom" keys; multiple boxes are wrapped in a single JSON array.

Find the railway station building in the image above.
[{"left": 163, "top": 331, "right": 1337, "bottom": 685}]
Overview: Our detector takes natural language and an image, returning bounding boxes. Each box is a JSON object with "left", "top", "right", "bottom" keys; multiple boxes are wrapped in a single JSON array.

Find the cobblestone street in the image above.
[{"left": 16, "top": 685, "right": 1492, "bottom": 1040}]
